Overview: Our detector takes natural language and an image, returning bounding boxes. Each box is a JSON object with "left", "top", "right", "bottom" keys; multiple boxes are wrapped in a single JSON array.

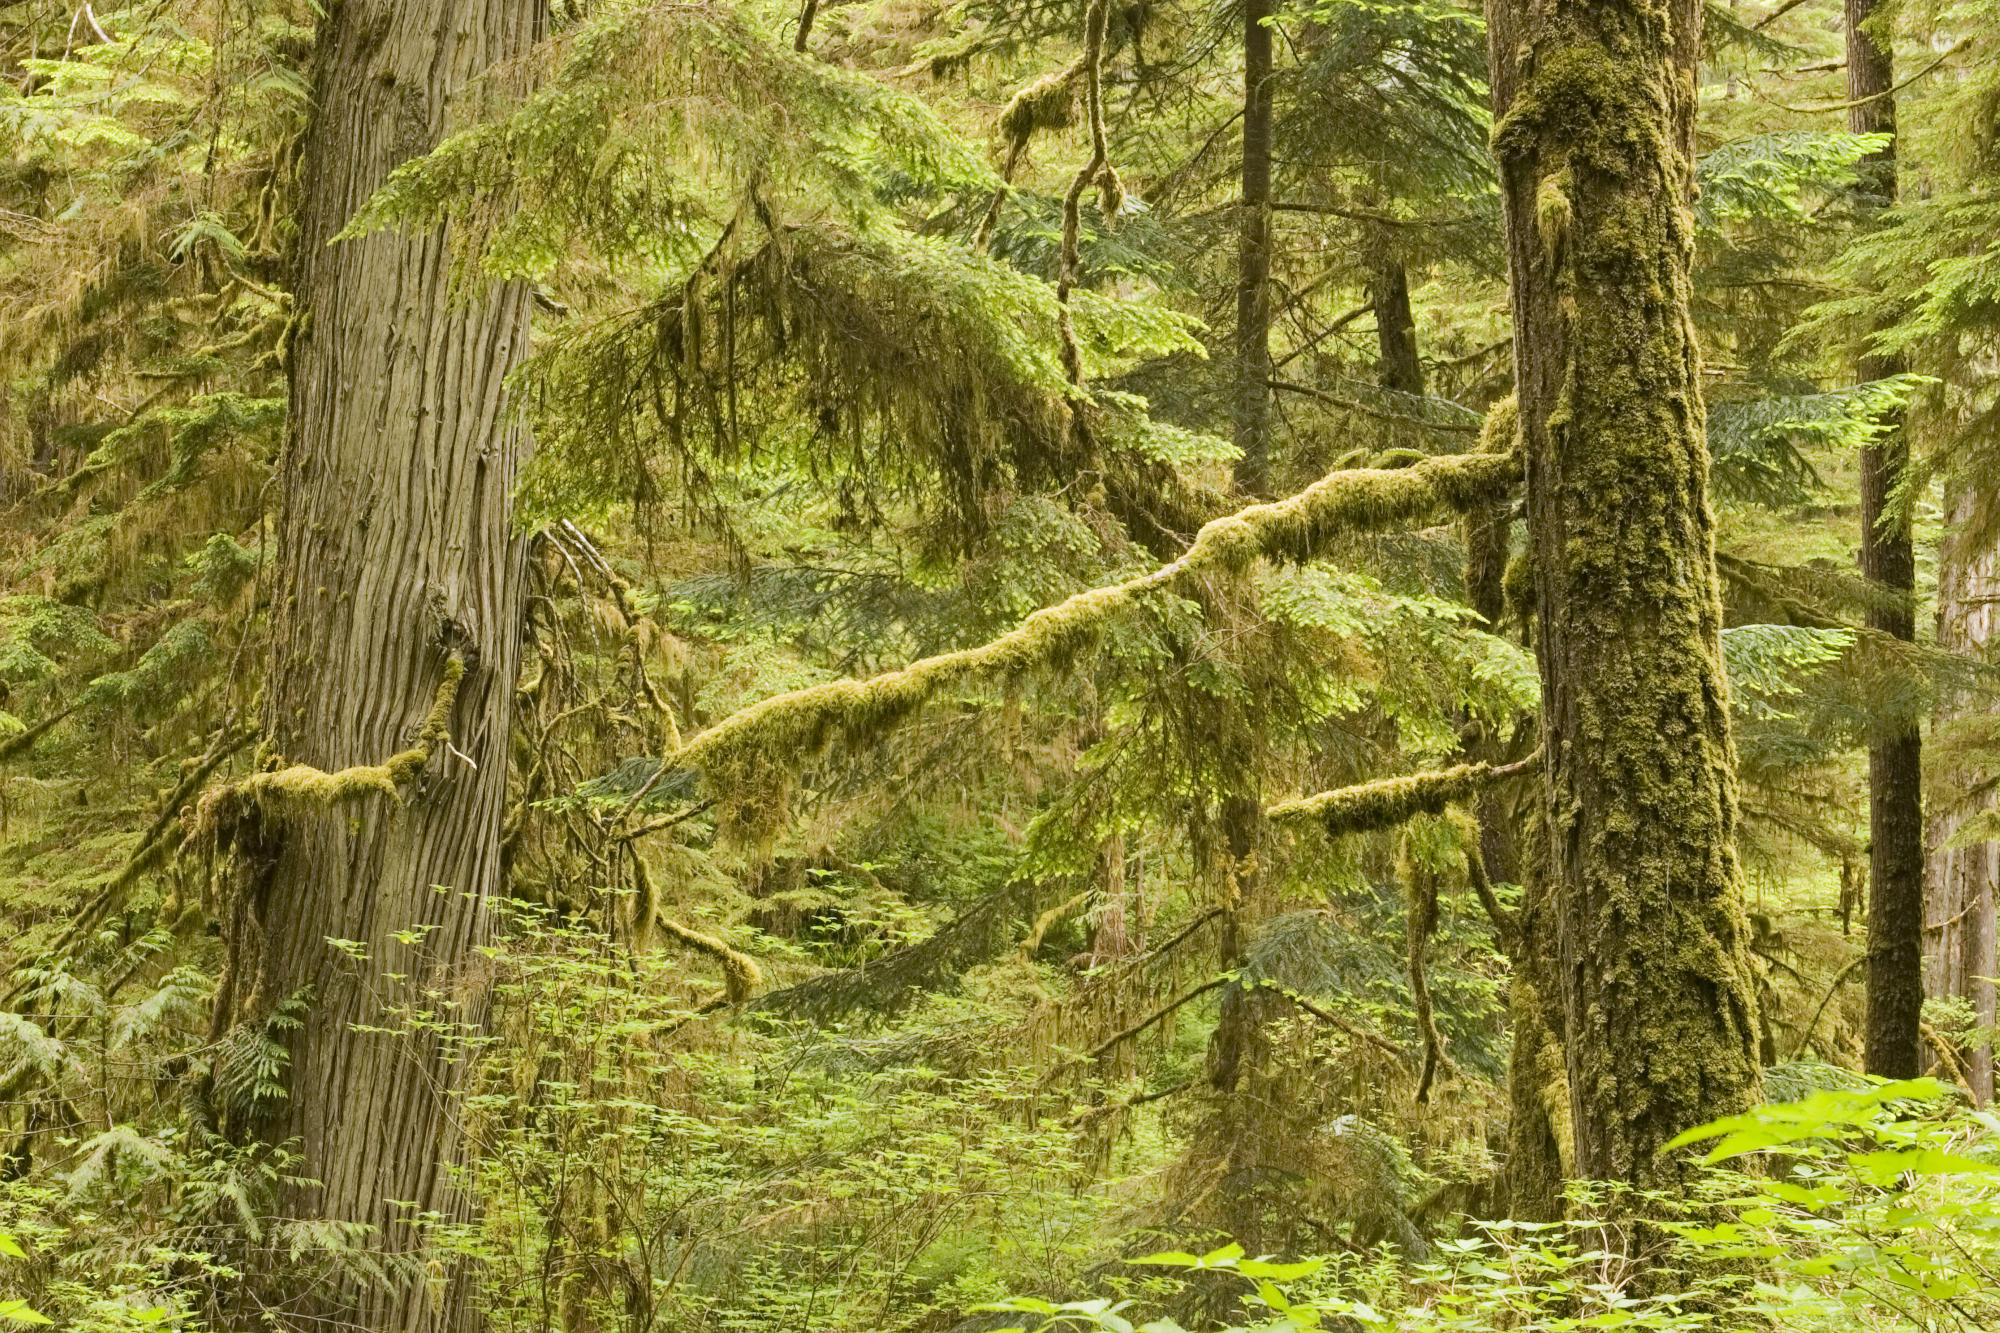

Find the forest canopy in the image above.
[{"left": 3, "top": 0, "right": 2000, "bottom": 1330}]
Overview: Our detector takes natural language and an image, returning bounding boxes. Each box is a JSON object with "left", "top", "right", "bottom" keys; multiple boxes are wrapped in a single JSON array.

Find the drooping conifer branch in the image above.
[{"left": 675, "top": 450, "right": 1518, "bottom": 828}]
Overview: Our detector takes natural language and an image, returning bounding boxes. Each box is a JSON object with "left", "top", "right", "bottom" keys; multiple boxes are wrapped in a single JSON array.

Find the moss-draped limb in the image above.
[
  {"left": 628, "top": 849, "right": 762, "bottom": 1001},
  {"left": 0, "top": 706, "right": 76, "bottom": 764},
  {"left": 1403, "top": 837, "right": 1450, "bottom": 1103},
  {"left": 190, "top": 656, "right": 467, "bottom": 848},
  {"left": 1267, "top": 753, "right": 1538, "bottom": 836},
  {"left": 678, "top": 450, "right": 1518, "bottom": 827}
]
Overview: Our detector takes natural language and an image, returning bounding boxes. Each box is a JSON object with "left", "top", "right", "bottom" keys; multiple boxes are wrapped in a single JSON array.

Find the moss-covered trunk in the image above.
[
  {"left": 1846, "top": 0, "right": 1926, "bottom": 1081},
  {"left": 214, "top": 1, "right": 541, "bottom": 1327},
  {"left": 1486, "top": 0, "right": 1761, "bottom": 1189},
  {"left": 1233, "top": 0, "right": 1275, "bottom": 495}
]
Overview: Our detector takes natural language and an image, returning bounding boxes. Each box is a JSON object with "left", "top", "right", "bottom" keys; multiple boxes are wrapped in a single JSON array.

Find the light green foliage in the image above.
[
  {"left": 1671, "top": 1080, "right": 2000, "bottom": 1328},
  {"left": 1720, "top": 625, "right": 1856, "bottom": 721},
  {"left": 430, "top": 902, "right": 1132, "bottom": 1331},
  {"left": 990, "top": 1087, "right": 2000, "bottom": 1333},
  {"left": 1695, "top": 132, "right": 1889, "bottom": 230}
]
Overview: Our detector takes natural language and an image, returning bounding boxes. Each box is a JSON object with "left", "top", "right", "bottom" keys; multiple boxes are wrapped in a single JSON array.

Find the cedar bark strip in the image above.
[
  {"left": 1487, "top": 0, "right": 1761, "bottom": 1188},
  {"left": 1847, "top": 0, "right": 1925, "bottom": 1082},
  {"left": 215, "top": 1, "right": 542, "bottom": 1328}
]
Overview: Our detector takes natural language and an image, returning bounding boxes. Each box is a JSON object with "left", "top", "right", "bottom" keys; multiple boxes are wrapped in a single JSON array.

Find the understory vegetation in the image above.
[{"left": 3, "top": 0, "right": 2000, "bottom": 1329}]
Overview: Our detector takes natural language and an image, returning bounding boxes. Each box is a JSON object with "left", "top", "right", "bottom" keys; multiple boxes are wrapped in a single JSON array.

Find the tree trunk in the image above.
[
  {"left": 1928, "top": 487, "right": 1999, "bottom": 1101},
  {"left": 1487, "top": 0, "right": 1762, "bottom": 1189},
  {"left": 1233, "top": 0, "right": 1275, "bottom": 495},
  {"left": 1370, "top": 253, "right": 1424, "bottom": 397},
  {"left": 1847, "top": 0, "right": 1926, "bottom": 1082},
  {"left": 216, "top": 2, "right": 541, "bottom": 1328}
]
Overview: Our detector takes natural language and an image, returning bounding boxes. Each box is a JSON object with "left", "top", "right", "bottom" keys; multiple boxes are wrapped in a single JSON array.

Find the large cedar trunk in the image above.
[
  {"left": 1486, "top": 0, "right": 1761, "bottom": 1188},
  {"left": 215, "top": 2, "right": 541, "bottom": 1328},
  {"left": 1846, "top": 0, "right": 1926, "bottom": 1081},
  {"left": 1928, "top": 487, "right": 2000, "bottom": 1102}
]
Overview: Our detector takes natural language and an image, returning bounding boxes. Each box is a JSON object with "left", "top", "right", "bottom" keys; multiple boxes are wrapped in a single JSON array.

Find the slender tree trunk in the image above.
[
  {"left": 1233, "top": 0, "right": 1275, "bottom": 494},
  {"left": 1487, "top": 0, "right": 1762, "bottom": 1189},
  {"left": 1847, "top": 0, "right": 1926, "bottom": 1081},
  {"left": 1370, "top": 253, "right": 1424, "bottom": 397},
  {"left": 1928, "top": 487, "right": 1999, "bottom": 1101},
  {"left": 215, "top": 2, "right": 541, "bottom": 1328}
]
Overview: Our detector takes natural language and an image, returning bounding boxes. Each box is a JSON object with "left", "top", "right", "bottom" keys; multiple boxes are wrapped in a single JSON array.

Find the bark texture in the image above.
[
  {"left": 1487, "top": 0, "right": 1762, "bottom": 1188},
  {"left": 1928, "top": 487, "right": 2000, "bottom": 1101},
  {"left": 1233, "top": 0, "right": 1275, "bottom": 494},
  {"left": 215, "top": 2, "right": 541, "bottom": 1328},
  {"left": 1846, "top": 0, "right": 1926, "bottom": 1081}
]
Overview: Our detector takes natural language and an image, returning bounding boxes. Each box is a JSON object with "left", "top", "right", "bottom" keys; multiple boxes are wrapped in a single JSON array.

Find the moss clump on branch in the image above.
[
  {"left": 655, "top": 916, "right": 763, "bottom": 1003},
  {"left": 676, "top": 450, "right": 1518, "bottom": 832},
  {"left": 1267, "top": 757, "right": 1533, "bottom": 836},
  {"left": 190, "top": 656, "right": 467, "bottom": 849}
]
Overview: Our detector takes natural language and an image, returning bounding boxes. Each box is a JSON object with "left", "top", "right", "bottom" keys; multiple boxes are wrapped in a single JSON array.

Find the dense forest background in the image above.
[{"left": 3, "top": 0, "right": 2000, "bottom": 1329}]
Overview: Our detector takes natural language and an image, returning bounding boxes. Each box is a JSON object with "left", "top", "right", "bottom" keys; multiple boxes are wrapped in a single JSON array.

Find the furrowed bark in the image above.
[
  {"left": 1847, "top": 0, "right": 1925, "bottom": 1082},
  {"left": 210, "top": 1, "right": 543, "bottom": 1328},
  {"left": 1487, "top": 0, "right": 1762, "bottom": 1190}
]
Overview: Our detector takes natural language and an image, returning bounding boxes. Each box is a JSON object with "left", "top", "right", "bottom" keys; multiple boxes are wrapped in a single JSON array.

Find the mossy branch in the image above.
[
  {"left": 1267, "top": 751, "right": 1539, "bottom": 836},
  {"left": 190, "top": 656, "right": 467, "bottom": 848},
  {"left": 655, "top": 916, "right": 763, "bottom": 1003},
  {"left": 630, "top": 850, "right": 762, "bottom": 1001},
  {"left": 677, "top": 451, "right": 1519, "bottom": 828},
  {"left": 0, "top": 706, "right": 76, "bottom": 764}
]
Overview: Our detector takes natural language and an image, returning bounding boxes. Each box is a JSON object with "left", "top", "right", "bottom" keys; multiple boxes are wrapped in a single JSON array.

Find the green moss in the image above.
[
  {"left": 1492, "top": 0, "right": 1760, "bottom": 1193},
  {"left": 192, "top": 656, "right": 467, "bottom": 849},
  {"left": 998, "top": 57, "right": 1083, "bottom": 148},
  {"left": 1267, "top": 762, "right": 1496, "bottom": 836}
]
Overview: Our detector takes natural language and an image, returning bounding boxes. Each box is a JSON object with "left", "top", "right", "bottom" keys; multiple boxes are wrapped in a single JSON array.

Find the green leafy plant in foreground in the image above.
[
  {"left": 984, "top": 1079, "right": 2000, "bottom": 1333},
  {"left": 0, "top": 1231, "right": 47, "bottom": 1327}
]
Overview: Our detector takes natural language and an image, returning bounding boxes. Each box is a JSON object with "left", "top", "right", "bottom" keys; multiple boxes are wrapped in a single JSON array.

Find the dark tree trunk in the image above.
[
  {"left": 1370, "top": 254, "right": 1424, "bottom": 397},
  {"left": 1487, "top": 0, "right": 1762, "bottom": 1189},
  {"left": 1929, "top": 487, "right": 2000, "bottom": 1101},
  {"left": 1847, "top": 0, "right": 1926, "bottom": 1081},
  {"left": 1233, "top": 0, "right": 1275, "bottom": 494},
  {"left": 215, "top": 1, "right": 542, "bottom": 1328}
]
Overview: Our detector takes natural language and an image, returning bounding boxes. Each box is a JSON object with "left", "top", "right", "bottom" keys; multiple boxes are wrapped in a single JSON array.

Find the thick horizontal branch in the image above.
[
  {"left": 190, "top": 657, "right": 466, "bottom": 848},
  {"left": 675, "top": 451, "right": 1518, "bottom": 816},
  {"left": 1267, "top": 753, "right": 1540, "bottom": 837}
]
